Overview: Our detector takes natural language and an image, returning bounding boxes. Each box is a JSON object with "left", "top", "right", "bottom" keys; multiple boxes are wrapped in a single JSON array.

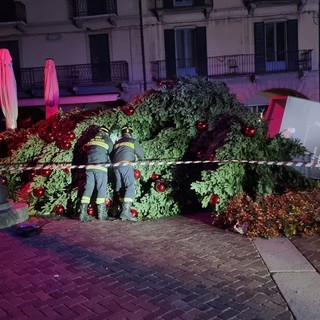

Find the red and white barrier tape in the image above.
[{"left": 0, "top": 159, "right": 319, "bottom": 173}]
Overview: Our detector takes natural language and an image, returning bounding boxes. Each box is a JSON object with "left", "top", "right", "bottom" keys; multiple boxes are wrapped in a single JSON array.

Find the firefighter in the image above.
[
  {"left": 80, "top": 125, "right": 114, "bottom": 222},
  {"left": 111, "top": 125, "right": 144, "bottom": 221}
]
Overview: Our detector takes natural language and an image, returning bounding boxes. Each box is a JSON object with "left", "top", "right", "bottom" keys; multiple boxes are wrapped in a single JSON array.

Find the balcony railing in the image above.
[
  {"left": 154, "top": 0, "right": 213, "bottom": 9},
  {"left": 152, "top": 0, "right": 213, "bottom": 19},
  {"left": 151, "top": 50, "right": 312, "bottom": 81},
  {"left": 72, "top": 0, "right": 117, "bottom": 17},
  {"left": 17, "top": 61, "right": 129, "bottom": 95},
  {"left": 0, "top": 1, "right": 27, "bottom": 23}
]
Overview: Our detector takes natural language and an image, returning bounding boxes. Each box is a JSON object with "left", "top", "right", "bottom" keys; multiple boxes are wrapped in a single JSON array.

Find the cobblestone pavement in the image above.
[{"left": 0, "top": 213, "right": 299, "bottom": 320}]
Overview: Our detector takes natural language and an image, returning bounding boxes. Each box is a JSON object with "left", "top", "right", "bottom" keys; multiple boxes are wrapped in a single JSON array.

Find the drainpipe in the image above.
[{"left": 139, "top": 0, "right": 147, "bottom": 91}]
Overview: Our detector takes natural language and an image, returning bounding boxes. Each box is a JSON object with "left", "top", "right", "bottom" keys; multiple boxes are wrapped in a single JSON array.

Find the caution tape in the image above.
[{"left": 0, "top": 159, "right": 320, "bottom": 173}]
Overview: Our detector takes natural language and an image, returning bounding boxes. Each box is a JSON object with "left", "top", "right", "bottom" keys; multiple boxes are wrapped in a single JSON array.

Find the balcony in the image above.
[
  {"left": 71, "top": 0, "right": 118, "bottom": 29},
  {"left": 243, "top": 0, "right": 305, "bottom": 14},
  {"left": 0, "top": 1, "right": 27, "bottom": 33},
  {"left": 150, "top": 50, "right": 312, "bottom": 81},
  {"left": 16, "top": 61, "right": 129, "bottom": 98},
  {"left": 152, "top": 0, "right": 213, "bottom": 21}
]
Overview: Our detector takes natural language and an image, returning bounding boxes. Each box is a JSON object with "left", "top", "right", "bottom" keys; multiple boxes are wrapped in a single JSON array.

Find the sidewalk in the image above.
[{"left": 0, "top": 212, "right": 318, "bottom": 320}]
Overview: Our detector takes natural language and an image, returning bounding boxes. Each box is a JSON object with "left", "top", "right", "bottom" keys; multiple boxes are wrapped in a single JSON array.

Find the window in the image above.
[
  {"left": 254, "top": 20, "right": 298, "bottom": 73},
  {"left": 164, "top": 27, "right": 207, "bottom": 79},
  {"left": 175, "top": 28, "right": 196, "bottom": 76},
  {"left": 265, "top": 21, "right": 286, "bottom": 71},
  {"left": 174, "top": 0, "right": 193, "bottom": 7},
  {"left": 89, "top": 34, "right": 111, "bottom": 82}
]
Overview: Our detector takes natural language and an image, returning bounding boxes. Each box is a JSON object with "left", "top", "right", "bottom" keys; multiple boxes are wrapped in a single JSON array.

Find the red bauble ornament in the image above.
[
  {"left": 54, "top": 204, "right": 65, "bottom": 215},
  {"left": 244, "top": 126, "right": 256, "bottom": 137},
  {"left": 196, "top": 121, "right": 207, "bottom": 131},
  {"left": 209, "top": 153, "right": 215, "bottom": 161},
  {"left": 28, "top": 171, "right": 37, "bottom": 181},
  {"left": 33, "top": 187, "right": 45, "bottom": 198},
  {"left": 1, "top": 176, "right": 7, "bottom": 185},
  {"left": 87, "top": 205, "right": 95, "bottom": 216},
  {"left": 52, "top": 124, "right": 59, "bottom": 131},
  {"left": 40, "top": 168, "right": 52, "bottom": 177},
  {"left": 122, "top": 105, "right": 135, "bottom": 116},
  {"left": 60, "top": 141, "right": 71, "bottom": 150},
  {"left": 130, "top": 208, "right": 138, "bottom": 217},
  {"left": 151, "top": 172, "right": 160, "bottom": 181},
  {"left": 134, "top": 169, "right": 141, "bottom": 180},
  {"left": 105, "top": 199, "right": 113, "bottom": 207},
  {"left": 197, "top": 151, "right": 203, "bottom": 159},
  {"left": 155, "top": 181, "right": 167, "bottom": 193},
  {"left": 63, "top": 168, "right": 70, "bottom": 174},
  {"left": 209, "top": 194, "right": 220, "bottom": 206},
  {"left": 68, "top": 131, "right": 76, "bottom": 140},
  {"left": 46, "top": 132, "right": 56, "bottom": 143}
]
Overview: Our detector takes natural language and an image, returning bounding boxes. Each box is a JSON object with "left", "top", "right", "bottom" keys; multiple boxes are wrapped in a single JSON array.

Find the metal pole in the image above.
[{"left": 139, "top": 0, "right": 147, "bottom": 91}]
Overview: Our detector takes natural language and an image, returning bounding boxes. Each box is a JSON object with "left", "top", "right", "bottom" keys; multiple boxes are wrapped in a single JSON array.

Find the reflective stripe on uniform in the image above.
[
  {"left": 114, "top": 142, "right": 134, "bottom": 149},
  {"left": 81, "top": 196, "right": 90, "bottom": 204},
  {"left": 96, "top": 198, "right": 105, "bottom": 204},
  {"left": 87, "top": 141, "right": 110, "bottom": 150}
]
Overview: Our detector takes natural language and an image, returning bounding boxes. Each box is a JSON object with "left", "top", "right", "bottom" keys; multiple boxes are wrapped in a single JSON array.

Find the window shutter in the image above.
[
  {"left": 195, "top": 27, "right": 207, "bottom": 76},
  {"left": 163, "top": 0, "right": 173, "bottom": 8},
  {"left": 164, "top": 29, "right": 176, "bottom": 79},
  {"left": 89, "top": 34, "right": 111, "bottom": 81},
  {"left": 195, "top": 0, "right": 205, "bottom": 5},
  {"left": 287, "top": 19, "right": 298, "bottom": 71},
  {"left": 254, "top": 22, "right": 265, "bottom": 73}
]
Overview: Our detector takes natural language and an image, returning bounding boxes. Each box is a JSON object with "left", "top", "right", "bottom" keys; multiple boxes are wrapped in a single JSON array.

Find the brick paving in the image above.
[{"left": 0, "top": 213, "right": 297, "bottom": 320}]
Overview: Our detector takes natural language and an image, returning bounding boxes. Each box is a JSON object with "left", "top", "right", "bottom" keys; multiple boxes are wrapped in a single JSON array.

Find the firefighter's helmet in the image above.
[
  {"left": 100, "top": 126, "right": 109, "bottom": 134},
  {"left": 121, "top": 125, "right": 133, "bottom": 136}
]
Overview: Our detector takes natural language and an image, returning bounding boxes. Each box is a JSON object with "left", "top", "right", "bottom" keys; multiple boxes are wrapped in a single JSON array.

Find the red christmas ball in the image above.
[
  {"left": 63, "top": 168, "right": 70, "bottom": 174},
  {"left": 155, "top": 181, "right": 167, "bottom": 193},
  {"left": 209, "top": 153, "right": 215, "bottom": 161},
  {"left": 54, "top": 204, "right": 65, "bottom": 215},
  {"left": 244, "top": 126, "right": 256, "bottom": 137},
  {"left": 196, "top": 121, "right": 207, "bottom": 131},
  {"left": 1, "top": 176, "right": 7, "bottom": 185},
  {"left": 105, "top": 199, "right": 113, "bottom": 207},
  {"left": 122, "top": 105, "right": 135, "bottom": 116},
  {"left": 68, "top": 131, "right": 76, "bottom": 140},
  {"left": 28, "top": 171, "right": 37, "bottom": 181},
  {"left": 40, "top": 168, "right": 52, "bottom": 177},
  {"left": 33, "top": 186, "right": 45, "bottom": 198},
  {"left": 197, "top": 151, "right": 203, "bottom": 159},
  {"left": 134, "top": 169, "right": 141, "bottom": 180},
  {"left": 46, "top": 132, "right": 56, "bottom": 143},
  {"left": 52, "top": 124, "right": 59, "bottom": 131},
  {"left": 61, "top": 141, "right": 71, "bottom": 150},
  {"left": 209, "top": 194, "right": 220, "bottom": 206},
  {"left": 151, "top": 172, "right": 160, "bottom": 181},
  {"left": 87, "top": 205, "right": 95, "bottom": 216},
  {"left": 130, "top": 208, "right": 138, "bottom": 217}
]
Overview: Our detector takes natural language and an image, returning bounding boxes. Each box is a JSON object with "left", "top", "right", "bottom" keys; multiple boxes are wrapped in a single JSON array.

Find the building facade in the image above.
[{"left": 0, "top": 0, "right": 319, "bottom": 119}]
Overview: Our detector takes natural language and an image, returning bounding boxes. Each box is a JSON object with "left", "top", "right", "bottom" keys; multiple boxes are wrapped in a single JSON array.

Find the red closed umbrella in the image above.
[
  {"left": 44, "top": 58, "right": 59, "bottom": 119},
  {"left": 0, "top": 48, "right": 18, "bottom": 130}
]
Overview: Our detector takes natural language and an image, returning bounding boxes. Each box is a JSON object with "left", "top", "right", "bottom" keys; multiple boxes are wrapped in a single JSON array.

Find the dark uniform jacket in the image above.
[
  {"left": 86, "top": 131, "right": 114, "bottom": 171},
  {"left": 111, "top": 136, "right": 144, "bottom": 163}
]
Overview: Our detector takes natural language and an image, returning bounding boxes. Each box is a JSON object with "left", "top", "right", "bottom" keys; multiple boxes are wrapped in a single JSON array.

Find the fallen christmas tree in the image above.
[{"left": 0, "top": 76, "right": 319, "bottom": 237}]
